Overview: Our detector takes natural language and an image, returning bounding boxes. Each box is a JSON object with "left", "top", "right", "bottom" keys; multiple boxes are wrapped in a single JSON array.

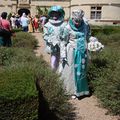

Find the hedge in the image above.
[
  {"left": 87, "top": 26, "right": 120, "bottom": 115},
  {"left": 0, "top": 32, "right": 74, "bottom": 120}
]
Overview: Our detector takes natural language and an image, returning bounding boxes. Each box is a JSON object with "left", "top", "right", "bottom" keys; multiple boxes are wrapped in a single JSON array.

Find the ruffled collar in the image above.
[
  {"left": 49, "top": 19, "right": 63, "bottom": 25},
  {"left": 69, "top": 18, "right": 84, "bottom": 31}
]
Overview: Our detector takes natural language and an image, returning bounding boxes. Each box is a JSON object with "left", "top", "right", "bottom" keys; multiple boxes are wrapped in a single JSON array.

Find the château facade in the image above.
[
  {"left": 0, "top": 0, "right": 120, "bottom": 25},
  {"left": 70, "top": 0, "right": 120, "bottom": 25}
]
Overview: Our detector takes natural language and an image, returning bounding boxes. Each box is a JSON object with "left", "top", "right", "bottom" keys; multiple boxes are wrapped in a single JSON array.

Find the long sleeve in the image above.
[
  {"left": 43, "top": 25, "right": 49, "bottom": 42},
  {"left": 84, "top": 20, "right": 91, "bottom": 42},
  {"left": 60, "top": 26, "right": 70, "bottom": 59},
  {"left": 43, "top": 24, "right": 52, "bottom": 54}
]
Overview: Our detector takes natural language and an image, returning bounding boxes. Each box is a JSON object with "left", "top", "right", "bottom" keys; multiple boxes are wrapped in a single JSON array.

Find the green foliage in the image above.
[
  {"left": 36, "top": 6, "right": 49, "bottom": 16},
  {"left": 0, "top": 48, "right": 14, "bottom": 66},
  {"left": 12, "top": 32, "right": 38, "bottom": 49},
  {"left": 43, "top": 7, "right": 48, "bottom": 16},
  {"left": 91, "top": 25, "right": 120, "bottom": 36},
  {"left": 0, "top": 47, "right": 40, "bottom": 119},
  {"left": 11, "top": 28, "right": 23, "bottom": 33},
  {"left": 0, "top": 33, "right": 74, "bottom": 119},
  {"left": 35, "top": 65, "right": 73, "bottom": 120},
  {"left": 7, "top": 12, "right": 12, "bottom": 20},
  {"left": 36, "top": 6, "right": 43, "bottom": 15},
  {"left": 0, "top": 47, "right": 37, "bottom": 67},
  {"left": 87, "top": 27, "right": 120, "bottom": 115},
  {"left": 0, "top": 64, "right": 38, "bottom": 101}
]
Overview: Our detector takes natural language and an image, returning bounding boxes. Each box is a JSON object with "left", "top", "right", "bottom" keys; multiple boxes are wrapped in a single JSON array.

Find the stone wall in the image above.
[{"left": 0, "top": 0, "right": 120, "bottom": 25}]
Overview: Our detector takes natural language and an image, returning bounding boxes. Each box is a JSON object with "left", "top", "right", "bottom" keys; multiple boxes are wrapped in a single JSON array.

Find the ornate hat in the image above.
[
  {"left": 48, "top": 5, "right": 65, "bottom": 18},
  {"left": 72, "top": 9, "right": 84, "bottom": 21}
]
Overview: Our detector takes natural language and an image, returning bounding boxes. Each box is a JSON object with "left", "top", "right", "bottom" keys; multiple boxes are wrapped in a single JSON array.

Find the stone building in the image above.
[
  {"left": 0, "top": 0, "right": 70, "bottom": 18},
  {"left": 70, "top": 0, "right": 120, "bottom": 25},
  {"left": 0, "top": 0, "right": 120, "bottom": 25}
]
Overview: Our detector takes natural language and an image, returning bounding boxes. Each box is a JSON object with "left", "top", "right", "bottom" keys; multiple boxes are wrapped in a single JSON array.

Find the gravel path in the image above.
[{"left": 33, "top": 32, "right": 120, "bottom": 120}]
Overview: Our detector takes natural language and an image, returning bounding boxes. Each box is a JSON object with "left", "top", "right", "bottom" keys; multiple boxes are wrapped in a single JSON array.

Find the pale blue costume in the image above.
[
  {"left": 43, "top": 6, "right": 67, "bottom": 71},
  {"left": 61, "top": 9, "right": 90, "bottom": 97}
]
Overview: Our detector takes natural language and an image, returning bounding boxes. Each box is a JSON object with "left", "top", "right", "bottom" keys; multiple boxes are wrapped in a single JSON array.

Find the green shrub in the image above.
[
  {"left": 12, "top": 32, "right": 38, "bottom": 49},
  {"left": 0, "top": 62, "right": 38, "bottom": 120},
  {"left": 11, "top": 28, "right": 23, "bottom": 33},
  {"left": 91, "top": 25, "right": 120, "bottom": 36},
  {"left": 96, "top": 33, "right": 120, "bottom": 46},
  {"left": 0, "top": 47, "right": 74, "bottom": 119},
  {"left": 0, "top": 47, "right": 37, "bottom": 66},
  {"left": 88, "top": 26, "right": 120, "bottom": 115},
  {"left": 87, "top": 47, "right": 120, "bottom": 115},
  {"left": 0, "top": 47, "right": 14, "bottom": 66},
  {"left": 35, "top": 66, "right": 73, "bottom": 120},
  {"left": 0, "top": 60, "right": 73, "bottom": 120}
]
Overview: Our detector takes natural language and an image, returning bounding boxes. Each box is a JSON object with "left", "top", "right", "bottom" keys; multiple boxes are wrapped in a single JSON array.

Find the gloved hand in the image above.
[
  {"left": 59, "top": 57, "right": 67, "bottom": 74},
  {"left": 60, "top": 57, "right": 67, "bottom": 64},
  {"left": 46, "top": 41, "right": 52, "bottom": 46}
]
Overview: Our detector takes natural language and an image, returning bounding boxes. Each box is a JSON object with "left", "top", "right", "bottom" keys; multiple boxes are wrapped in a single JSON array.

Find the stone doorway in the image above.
[{"left": 18, "top": 8, "right": 30, "bottom": 16}]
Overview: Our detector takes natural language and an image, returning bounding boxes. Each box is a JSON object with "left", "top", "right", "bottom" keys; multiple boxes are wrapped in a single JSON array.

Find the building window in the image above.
[{"left": 90, "top": 6, "right": 102, "bottom": 19}]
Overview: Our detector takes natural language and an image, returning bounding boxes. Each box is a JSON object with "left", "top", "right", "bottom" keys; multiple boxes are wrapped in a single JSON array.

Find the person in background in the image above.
[
  {"left": 39, "top": 15, "right": 48, "bottom": 31},
  {"left": 0, "top": 12, "right": 12, "bottom": 46},
  {"left": 33, "top": 15, "right": 39, "bottom": 32},
  {"left": 1, "top": 12, "right": 11, "bottom": 31},
  {"left": 43, "top": 5, "right": 67, "bottom": 72},
  {"left": 15, "top": 14, "right": 21, "bottom": 28},
  {"left": 10, "top": 13, "right": 16, "bottom": 29},
  {"left": 61, "top": 9, "right": 90, "bottom": 99},
  {"left": 20, "top": 13, "right": 29, "bottom": 32},
  {"left": 28, "top": 13, "right": 33, "bottom": 33},
  {"left": 0, "top": 19, "right": 4, "bottom": 46}
]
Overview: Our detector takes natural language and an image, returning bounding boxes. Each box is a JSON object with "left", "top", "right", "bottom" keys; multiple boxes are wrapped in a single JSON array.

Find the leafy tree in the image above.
[{"left": 36, "top": 6, "right": 43, "bottom": 16}]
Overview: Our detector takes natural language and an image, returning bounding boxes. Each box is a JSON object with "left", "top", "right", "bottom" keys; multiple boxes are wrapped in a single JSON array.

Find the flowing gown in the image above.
[
  {"left": 61, "top": 19, "right": 90, "bottom": 97},
  {"left": 43, "top": 19, "right": 67, "bottom": 71}
]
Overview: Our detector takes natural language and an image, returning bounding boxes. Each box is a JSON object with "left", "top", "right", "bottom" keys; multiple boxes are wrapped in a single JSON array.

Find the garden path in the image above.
[{"left": 33, "top": 32, "right": 119, "bottom": 120}]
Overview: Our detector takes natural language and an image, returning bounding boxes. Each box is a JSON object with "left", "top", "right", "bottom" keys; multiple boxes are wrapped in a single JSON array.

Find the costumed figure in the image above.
[
  {"left": 43, "top": 5, "right": 67, "bottom": 71},
  {"left": 61, "top": 9, "right": 90, "bottom": 99}
]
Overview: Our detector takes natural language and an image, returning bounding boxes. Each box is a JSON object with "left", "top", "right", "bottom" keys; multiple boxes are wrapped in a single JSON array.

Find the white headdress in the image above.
[{"left": 72, "top": 9, "right": 84, "bottom": 21}]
